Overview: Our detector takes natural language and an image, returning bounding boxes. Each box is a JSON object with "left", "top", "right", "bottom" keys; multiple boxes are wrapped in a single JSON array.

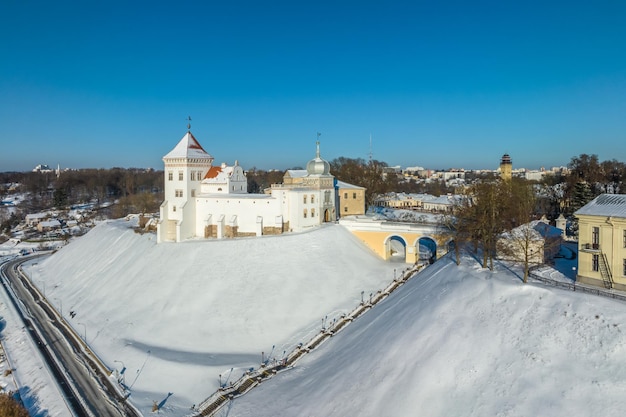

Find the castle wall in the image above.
[{"left": 195, "top": 195, "right": 283, "bottom": 237}]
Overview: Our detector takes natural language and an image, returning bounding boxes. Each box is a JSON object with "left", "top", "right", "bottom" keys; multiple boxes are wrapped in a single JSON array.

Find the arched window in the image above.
[
  {"left": 303, "top": 209, "right": 308, "bottom": 218},
  {"left": 311, "top": 194, "right": 315, "bottom": 203}
]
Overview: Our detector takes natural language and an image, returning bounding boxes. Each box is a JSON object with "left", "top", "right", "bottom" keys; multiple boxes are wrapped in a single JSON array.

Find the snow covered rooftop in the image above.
[
  {"left": 574, "top": 194, "right": 626, "bottom": 218},
  {"left": 336, "top": 180, "right": 365, "bottom": 190},
  {"left": 285, "top": 169, "right": 307, "bottom": 178},
  {"left": 163, "top": 131, "right": 214, "bottom": 160}
]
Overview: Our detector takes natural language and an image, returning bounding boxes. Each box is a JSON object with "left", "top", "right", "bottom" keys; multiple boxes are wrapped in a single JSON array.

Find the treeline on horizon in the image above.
[{"left": 1, "top": 153, "right": 625, "bottom": 221}]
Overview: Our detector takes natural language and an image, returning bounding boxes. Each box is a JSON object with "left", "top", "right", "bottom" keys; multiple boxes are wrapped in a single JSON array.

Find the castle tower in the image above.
[
  {"left": 157, "top": 129, "right": 214, "bottom": 242},
  {"left": 500, "top": 153, "right": 512, "bottom": 181},
  {"left": 304, "top": 141, "right": 336, "bottom": 222}
]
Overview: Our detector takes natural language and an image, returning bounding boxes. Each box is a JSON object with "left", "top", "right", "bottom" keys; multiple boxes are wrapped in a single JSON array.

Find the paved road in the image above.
[{"left": 1, "top": 256, "right": 140, "bottom": 417}]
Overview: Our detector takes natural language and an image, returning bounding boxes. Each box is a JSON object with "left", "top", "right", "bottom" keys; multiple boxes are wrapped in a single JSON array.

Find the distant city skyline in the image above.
[{"left": 2, "top": 1, "right": 625, "bottom": 172}]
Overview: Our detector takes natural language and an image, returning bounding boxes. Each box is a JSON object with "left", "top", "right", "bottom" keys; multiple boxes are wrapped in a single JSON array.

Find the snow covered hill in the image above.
[
  {"left": 35, "top": 218, "right": 401, "bottom": 415},
  {"left": 224, "top": 255, "right": 626, "bottom": 417},
  {"left": 18, "top": 217, "right": 626, "bottom": 417}
]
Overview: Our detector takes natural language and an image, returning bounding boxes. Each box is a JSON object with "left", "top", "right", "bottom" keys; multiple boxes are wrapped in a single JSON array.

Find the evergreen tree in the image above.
[{"left": 571, "top": 180, "right": 593, "bottom": 212}]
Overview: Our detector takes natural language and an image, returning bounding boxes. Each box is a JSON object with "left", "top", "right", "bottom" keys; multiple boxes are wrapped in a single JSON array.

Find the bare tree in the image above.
[{"left": 496, "top": 179, "right": 539, "bottom": 282}]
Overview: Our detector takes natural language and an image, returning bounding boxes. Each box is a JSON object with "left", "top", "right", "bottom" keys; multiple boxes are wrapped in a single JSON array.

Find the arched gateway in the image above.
[{"left": 339, "top": 217, "right": 452, "bottom": 263}]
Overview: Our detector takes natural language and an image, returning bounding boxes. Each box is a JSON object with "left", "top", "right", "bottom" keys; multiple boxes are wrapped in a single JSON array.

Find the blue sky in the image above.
[{"left": 1, "top": 0, "right": 625, "bottom": 172}]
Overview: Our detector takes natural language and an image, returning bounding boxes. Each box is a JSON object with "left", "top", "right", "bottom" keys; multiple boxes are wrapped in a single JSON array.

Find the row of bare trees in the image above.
[{"left": 0, "top": 168, "right": 164, "bottom": 220}]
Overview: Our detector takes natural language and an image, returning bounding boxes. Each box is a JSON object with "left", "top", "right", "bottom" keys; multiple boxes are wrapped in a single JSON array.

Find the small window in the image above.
[
  {"left": 303, "top": 195, "right": 307, "bottom": 204},
  {"left": 344, "top": 192, "right": 348, "bottom": 199},
  {"left": 311, "top": 208, "right": 315, "bottom": 217},
  {"left": 191, "top": 172, "right": 196, "bottom": 181},
  {"left": 344, "top": 206, "right": 348, "bottom": 212},
  {"left": 623, "top": 259, "right": 626, "bottom": 276},
  {"left": 353, "top": 192, "right": 357, "bottom": 199},
  {"left": 173, "top": 206, "right": 176, "bottom": 212},
  {"left": 303, "top": 209, "right": 308, "bottom": 218},
  {"left": 311, "top": 194, "right": 315, "bottom": 204},
  {"left": 179, "top": 171, "right": 184, "bottom": 181},
  {"left": 592, "top": 226, "right": 599, "bottom": 248},
  {"left": 592, "top": 254, "right": 599, "bottom": 272},
  {"left": 168, "top": 172, "right": 173, "bottom": 181},
  {"left": 623, "top": 230, "right": 626, "bottom": 248},
  {"left": 175, "top": 189, "right": 183, "bottom": 198},
  {"left": 191, "top": 189, "right": 195, "bottom": 197}
]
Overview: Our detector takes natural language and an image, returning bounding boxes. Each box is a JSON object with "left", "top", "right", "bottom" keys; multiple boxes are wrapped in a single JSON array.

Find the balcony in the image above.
[{"left": 580, "top": 242, "right": 601, "bottom": 252}]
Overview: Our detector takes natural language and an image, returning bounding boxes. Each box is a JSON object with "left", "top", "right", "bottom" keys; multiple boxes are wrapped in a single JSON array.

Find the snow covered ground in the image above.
[
  {"left": 2, "top": 218, "right": 626, "bottom": 417},
  {"left": 6, "top": 218, "right": 400, "bottom": 415},
  {"left": 224, "top": 254, "right": 626, "bottom": 417},
  {"left": 0, "top": 280, "right": 71, "bottom": 416}
]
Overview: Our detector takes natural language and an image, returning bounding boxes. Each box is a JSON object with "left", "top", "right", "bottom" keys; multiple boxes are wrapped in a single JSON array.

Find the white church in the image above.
[{"left": 157, "top": 129, "right": 338, "bottom": 243}]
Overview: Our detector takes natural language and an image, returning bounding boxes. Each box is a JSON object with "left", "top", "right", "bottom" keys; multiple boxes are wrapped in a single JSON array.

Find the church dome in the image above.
[{"left": 306, "top": 142, "right": 330, "bottom": 175}]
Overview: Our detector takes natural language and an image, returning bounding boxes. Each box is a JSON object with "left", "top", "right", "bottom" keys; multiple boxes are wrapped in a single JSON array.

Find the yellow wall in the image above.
[
  {"left": 577, "top": 214, "right": 626, "bottom": 290},
  {"left": 339, "top": 187, "right": 366, "bottom": 216},
  {"left": 349, "top": 230, "right": 450, "bottom": 263},
  {"left": 500, "top": 163, "right": 512, "bottom": 181}
]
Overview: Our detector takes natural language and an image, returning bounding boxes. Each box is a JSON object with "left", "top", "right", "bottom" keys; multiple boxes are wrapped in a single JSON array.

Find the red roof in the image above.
[
  {"left": 187, "top": 132, "right": 206, "bottom": 151},
  {"left": 204, "top": 166, "right": 223, "bottom": 179}
]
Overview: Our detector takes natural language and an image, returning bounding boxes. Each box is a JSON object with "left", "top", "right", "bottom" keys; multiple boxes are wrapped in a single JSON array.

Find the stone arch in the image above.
[
  {"left": 417, "top": 236, "right": 437, "bottom": 264},
  {"left": 385, "top": 235, "right": 408, "bottom": 262}
]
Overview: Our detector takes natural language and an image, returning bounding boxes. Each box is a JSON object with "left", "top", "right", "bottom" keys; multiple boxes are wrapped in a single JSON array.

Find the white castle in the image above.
[{"left": 157, "top": 129, "right": 338, "bottom": 243}]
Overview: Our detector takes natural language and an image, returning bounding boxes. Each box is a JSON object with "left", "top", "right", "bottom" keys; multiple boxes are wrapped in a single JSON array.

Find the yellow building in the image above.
[
  {"left": 499, "top": 153, "right": 512, "bottom": 181},
  {"left": 283, "top": 170, "right": 365, "bottom": 218},
  {"left": 337, "top": 181, "right": 366, "bottom": 216},
  {"left": 575, "top": 194, "right": 626, "bottom": 290}
]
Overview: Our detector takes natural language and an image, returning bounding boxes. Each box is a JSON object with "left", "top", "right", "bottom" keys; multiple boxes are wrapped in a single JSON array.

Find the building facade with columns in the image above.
[{"left": 157, "top": 130, "right": 338, "bottom": 243}]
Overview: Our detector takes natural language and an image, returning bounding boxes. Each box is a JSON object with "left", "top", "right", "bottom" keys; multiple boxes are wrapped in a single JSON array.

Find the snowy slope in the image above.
[
  {"left": 225, "top": 255, "right": 626, "bottom": 417},
  {"left": 34, "top": 219, "right": 401, "bottom": 414}
]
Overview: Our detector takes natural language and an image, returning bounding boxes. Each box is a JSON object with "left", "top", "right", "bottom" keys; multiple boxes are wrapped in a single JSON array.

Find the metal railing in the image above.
[{"left": 528, "top": 271, "right": 626, "bottom": 302}]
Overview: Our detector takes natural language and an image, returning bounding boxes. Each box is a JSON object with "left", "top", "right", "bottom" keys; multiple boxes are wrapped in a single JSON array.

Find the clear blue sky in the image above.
[{"left": 1, "top": 0, "right": 625, "bottom": 172}]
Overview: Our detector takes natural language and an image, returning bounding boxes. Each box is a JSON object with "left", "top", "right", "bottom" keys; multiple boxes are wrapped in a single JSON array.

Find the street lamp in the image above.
[
  {"left": 78, "top": 322, "right": 87, "bottom": 342},
  {"left": 114, "top": 360, "right": 127, "bottom": 384}
]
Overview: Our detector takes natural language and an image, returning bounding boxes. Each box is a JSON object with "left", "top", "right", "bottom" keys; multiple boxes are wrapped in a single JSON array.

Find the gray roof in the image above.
[
  {"left": 336, "top": 180, "right": 365, "bottom": 190},
  {"left": 575, "top": 194, "right": 626, "bottom": 218}
]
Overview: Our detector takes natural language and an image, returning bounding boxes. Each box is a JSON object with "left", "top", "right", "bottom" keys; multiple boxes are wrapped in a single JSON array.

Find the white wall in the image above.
[{"left": 194, "top": 195, "right": 282, "bottom": 236}]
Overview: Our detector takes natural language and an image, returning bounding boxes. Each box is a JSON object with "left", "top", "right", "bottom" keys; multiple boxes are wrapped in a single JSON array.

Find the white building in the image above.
[{"left": 157, "top": 130, "right": 337, "bottom": 243}]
